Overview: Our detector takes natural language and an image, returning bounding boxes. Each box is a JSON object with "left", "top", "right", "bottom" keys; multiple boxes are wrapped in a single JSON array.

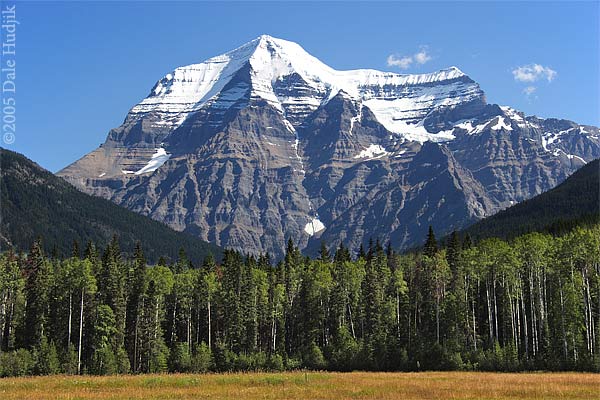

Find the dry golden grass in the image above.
[{"left": 0, "top": 371, "right": 598, "bottom": 400}]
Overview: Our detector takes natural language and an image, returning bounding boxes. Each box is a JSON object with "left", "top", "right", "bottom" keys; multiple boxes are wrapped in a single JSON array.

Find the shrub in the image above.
[
  {"left": 327, "top": 327, "right": 359, "bottom": 371},
  {"left": 91, "top": 345, "right": 117, "bottom": 375},
  {"left": 0, "top": 349, "right": 35, "bottom": 377},
  {"left": 115, "top": 347, "right": 130, "bottom": 374},
  {"left": 149, "top": 339, "right": 170, "bottom": 373},
  {"left": 61, "top": 344, "right": 79, "bottom": 375},
  {"left": 302, "top": 342, "right": 327, "bottom": 370},
  {"left": 191, "top": 342, "right": 212, "bottom": 373},
  {"left": 34, "top": 337, "right": 60, "bottom": 375},
  {"left": 212, "top": 342, "right": 236, "bottom": 372},
  {"left": 266, "top": 354, "right": 284, "bottom": 371},
  {"left": 169, "top": 342, "right": 192, "bottom": 372}
]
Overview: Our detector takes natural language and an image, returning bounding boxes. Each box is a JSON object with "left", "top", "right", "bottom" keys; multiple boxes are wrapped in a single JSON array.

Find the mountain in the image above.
[
  {"left": 462, "top": 158, "right": 599, "bottom": 240},
  {"left": 58, "top": 35, "right": 600, "bottom": 258},
  {"left": 0, "top": 148, "right": 221, "bottom": 263}
]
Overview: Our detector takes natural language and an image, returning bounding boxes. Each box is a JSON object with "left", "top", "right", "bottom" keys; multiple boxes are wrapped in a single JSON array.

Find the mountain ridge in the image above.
[
  {"left": 461, "top": 158, "right": 600, "bottom": 241},
  {"left": 57, "top": 35, "right": 600, "bottom": 258},
  {"left": 1, "top": 148, "right": 221, "bottom": 263}
]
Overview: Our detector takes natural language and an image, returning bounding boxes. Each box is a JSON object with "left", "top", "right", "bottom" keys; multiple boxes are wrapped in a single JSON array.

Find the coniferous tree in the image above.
[
  {"left": 0, "top": 223, "right": 598, "bottom": 375},
  {"left": 319, "top": 241, "right": 331, "bottom": 263},
  {"left": 424, "top": 226, "right": 438, "bottom": 258},
  {"left": 125, "top": 242, "right": 147, "bottom": 372},
  {"left": 20, "top": 239, "right": 51, "bottom": 350}
]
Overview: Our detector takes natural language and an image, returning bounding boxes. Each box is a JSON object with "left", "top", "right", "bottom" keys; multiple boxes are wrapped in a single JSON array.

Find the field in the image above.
[{"left": 0, "top": 371, "right": 598, "bottom": 400}]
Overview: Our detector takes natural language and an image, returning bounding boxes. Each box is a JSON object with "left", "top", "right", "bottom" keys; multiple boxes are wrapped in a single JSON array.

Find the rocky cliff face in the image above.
[{"left": 58, "top": 35, "right": 600, "bottom": 258}]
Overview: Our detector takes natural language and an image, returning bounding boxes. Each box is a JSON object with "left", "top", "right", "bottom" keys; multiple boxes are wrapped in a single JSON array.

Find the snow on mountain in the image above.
[
  {"left": 128, "top": 35, "right": 483, "bottom": 142},
  {"left": 354, "top": 144, "right": 390, "bottom": 160},
  {"left": 304, "top": 218, "right": 326, "bottom": 236},
  {"left": 134, "top": 148, "right": 171, "bottom": 175}
]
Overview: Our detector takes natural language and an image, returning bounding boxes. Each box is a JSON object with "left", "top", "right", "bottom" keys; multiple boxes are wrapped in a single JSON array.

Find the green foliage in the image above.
[
  {"left": 302, "top": 341, "right": 327, "bottom": 370},
  {"left": 0, "top": 349, "right": 34, "bottom": 377},
  {"left": 327, "top": 326, "right": 359, "bottom": 371},
  {"left": 148, "top": 339, "right": 169, "bottom": 373},
  {"left": 34, "top": 337, "right": 60, "bottom": 375},
  {"left": 169, "top": 343, "right": 192, "bottom": 373},
  {"left": 61, "top": 344, "right": 78, "bottom": 375},
  {"left": 0, "top": 222, "right": 598, "bottom": 376},
  {"left": 191, "top": 342, "right": 213, "bottom": 373},
  {"left": 266, "top": 354, "right": 285, "bottom": 371},
  {"left": 91, "top": 345, "right": 117, "bottom": 375},
  {"left": 115, "top": 347, "right": 130, "bottom": 374}
]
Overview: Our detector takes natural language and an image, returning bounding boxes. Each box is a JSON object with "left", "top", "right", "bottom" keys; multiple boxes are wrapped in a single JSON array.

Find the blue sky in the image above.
[{"left": 5, "top": 1, "right": 599, "bottom": 171}]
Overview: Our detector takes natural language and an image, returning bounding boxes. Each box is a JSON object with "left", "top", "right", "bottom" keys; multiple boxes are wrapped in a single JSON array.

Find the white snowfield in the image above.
[
  {"left": 354, "top": 144, "right": 390, "bottom": 160},
  {"left": 133, "top": 148, "right": 171, "bottom": 175},
  {"left": 129, "top": 35, "right": 482, "bottom": 143},
  {"left": 304, "top": 218, "right": 326, "bottom": 236},
  {"left": 121, "top": 35, "right": 597, "bottom": 168}
]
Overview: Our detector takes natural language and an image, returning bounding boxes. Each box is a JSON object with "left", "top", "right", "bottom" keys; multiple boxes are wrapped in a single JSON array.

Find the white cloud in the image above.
[
  {"left": 512, "top": 64, "right": 557, "bottom": 83},
  {"left": 414, "top": 48, "right": 432, "bottom": 65},
  {"left": 387, "top": 46, "right": 432, "bottom": 70},
  {"left": 523, "top": 86, "right": 537, "bottom": 96},
  {"left": 387, "top": 55, "right": 413, "bottom": 69}
]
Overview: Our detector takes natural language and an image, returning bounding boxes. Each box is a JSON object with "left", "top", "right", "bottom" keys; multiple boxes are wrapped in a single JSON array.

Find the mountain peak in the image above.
[
  {"left": 130, "top": 35, "right": 484, "bottom": 141},
  {"left": 58, "top": 36, "right": 600, "bottom": 258}
]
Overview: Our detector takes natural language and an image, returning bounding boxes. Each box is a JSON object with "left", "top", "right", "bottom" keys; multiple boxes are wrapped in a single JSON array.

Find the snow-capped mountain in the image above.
[{"left": 59, "top": 35, "right": 600, "bottom": 258}]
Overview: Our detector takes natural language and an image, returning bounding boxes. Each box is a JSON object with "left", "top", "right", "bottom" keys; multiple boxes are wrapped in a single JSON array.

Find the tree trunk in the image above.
[
  {"left": 207, "top": 299, "right": 212, "bottom": 349},
  {"left": 492, "top": 276, "right": 499, "bottom": 343},
  {"left": 77, "top": 288, "right": 84, "bottom": 375},
  {"left": 67, "top": 292, "right": 72, "bottom": 348},
  {"left": 521, "top": 294, "right": 529, "bottom": 359},
  {"left": 486, "top": 281, "right": 493, "bottom": 346},
  {"left": 558, "top": 277, "right": 568, "bottom": 359}
]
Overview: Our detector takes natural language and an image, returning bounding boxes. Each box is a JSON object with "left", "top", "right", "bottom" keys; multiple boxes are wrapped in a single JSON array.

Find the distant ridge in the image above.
[
  {"left": 0, "top": 148, "right": 221, "bottom": 263},
  {"left": 462, "top": 159, "right": 600, "bottom": 240}
]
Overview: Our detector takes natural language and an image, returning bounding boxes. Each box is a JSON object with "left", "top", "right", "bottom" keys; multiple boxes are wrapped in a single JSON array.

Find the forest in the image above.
[{"left": 0, "top": 225, "right": 598, "bottom": 376}]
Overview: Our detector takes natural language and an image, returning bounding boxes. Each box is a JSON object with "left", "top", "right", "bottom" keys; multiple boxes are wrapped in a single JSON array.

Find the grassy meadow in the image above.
[{"left": 0, "top": 371, "right": 598, "bottom": 400}]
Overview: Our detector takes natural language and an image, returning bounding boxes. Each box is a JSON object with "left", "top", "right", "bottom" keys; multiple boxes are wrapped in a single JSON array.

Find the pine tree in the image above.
[
  {"left": 73, "top": 257, "right": 97, "bottom": 374},
  {"left": 357, "top": 243, "right": 366, "bottom": 260},
  {"left": 98, "top": 236, "right": 127, "bottom": 366},
  {"left": 424, "top": 226, "right": 438, "bottom": 258},
  {"left": 20, "top": 239, "right": 51, "bottom": 349},
  {"left": 125, "top": 242, "right": 147, "bottom": 372},
  {"left": 71, "top": 240, "right": 80, "bottom": 259}
]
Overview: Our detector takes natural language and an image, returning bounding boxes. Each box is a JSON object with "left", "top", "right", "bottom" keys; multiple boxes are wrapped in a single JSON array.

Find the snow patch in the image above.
[
  {"left": 490, "top": 116, "right": 513, "bottom": 131},
  {"left": 348, "top": 104, "right": 363, "bottom": 136},
  {"left": 567, "top": 154, "right": 586, "bottom": 162},
  {"left": 304, "top": 218, "right": 325, "bottom": 236},
  {"left": 135, "top": 148, "right": 171, "bottom": 175},
  {"left": 354, "top": 144, "right": 390, "bottom": 160}
]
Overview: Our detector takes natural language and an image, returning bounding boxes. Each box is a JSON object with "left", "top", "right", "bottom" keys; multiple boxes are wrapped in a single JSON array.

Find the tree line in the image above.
[{"left": 0, "top": 225, "right": 598, "bottom": 376}]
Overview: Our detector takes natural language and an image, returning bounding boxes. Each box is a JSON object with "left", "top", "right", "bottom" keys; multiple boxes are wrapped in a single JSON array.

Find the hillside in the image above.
[
  {"left": 463, "top": 158, "right": 599, "bottom": 240},
  {"left": 0, "top": 148, "right": 221, "bottom": 263}
]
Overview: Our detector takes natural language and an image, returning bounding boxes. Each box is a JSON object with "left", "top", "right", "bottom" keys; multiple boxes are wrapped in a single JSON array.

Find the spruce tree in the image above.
[
  {"left": 20, "top": 239, "right": 51, "bottom": 349},
  {"left": 424, "top": 226, "right": 438, "bottom": 257},
  {"left": 319, "top": 241, "right": 331, "bottom": 263},
  {"left": 125, "top": 242, "right": 147, "bottom": 372}
]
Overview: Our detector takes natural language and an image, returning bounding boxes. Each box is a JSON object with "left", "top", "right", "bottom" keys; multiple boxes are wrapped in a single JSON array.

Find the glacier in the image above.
[{"left": 129, "top": 34, "right": 483, "bottom": 143}]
